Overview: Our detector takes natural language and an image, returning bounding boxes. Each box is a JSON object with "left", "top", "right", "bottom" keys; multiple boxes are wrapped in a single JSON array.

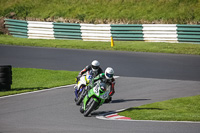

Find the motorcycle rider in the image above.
[
  {"left": 89, "top": 67, "right": 115, "bottom": 103},
  {"left": 76, "top": 60, "right": 103, "bottom": 83},
  {"left": 74, "top": 60, "right": 103, "bottom": 104}
]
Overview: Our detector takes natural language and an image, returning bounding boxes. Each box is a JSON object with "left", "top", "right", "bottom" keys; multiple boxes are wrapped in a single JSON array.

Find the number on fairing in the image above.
[
  {"left": 87, "top": 75, "right": 92, "bottom": 79},
  {"left": 100, "top": 91, "right": 109, "bottom": 99},
  {"left": 93, "top": 86, "right": 99, "bottom": 96}
]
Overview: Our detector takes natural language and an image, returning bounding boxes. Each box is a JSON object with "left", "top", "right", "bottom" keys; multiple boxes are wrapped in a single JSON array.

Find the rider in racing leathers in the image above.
[
  {"left": 76, "top": 60, "right": 103, "bottom": 83},
  {"left": 88, "top": 67, "right": 115, "bottom": 103}
]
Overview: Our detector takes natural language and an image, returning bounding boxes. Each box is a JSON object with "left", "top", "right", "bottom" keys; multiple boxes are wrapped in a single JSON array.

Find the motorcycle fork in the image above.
[
  {"left": 74, "top": 89, "right": 78, "bottom": 98},
  {"left": 75, "top": 85, "right": 85, "bottom": 98}
]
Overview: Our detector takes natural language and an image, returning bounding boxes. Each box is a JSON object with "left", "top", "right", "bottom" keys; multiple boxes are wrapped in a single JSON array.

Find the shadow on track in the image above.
[
  {"left": 84, "top": 99, "right": 152, "bottom": 117},
  {"left": 91, "top": 110, "right": 117, "bottom": 117},
  {"left": 111, "top": 99, "right": 151, "bottom": 104}
]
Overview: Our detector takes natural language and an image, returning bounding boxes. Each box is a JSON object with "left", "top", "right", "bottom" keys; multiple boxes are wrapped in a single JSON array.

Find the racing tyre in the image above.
[
  {"left": 0, "top": 83, "right": 11, "bottom": 91},
  {"left": 0, "top": 65, "right": 12, "bottom": 74},
  {"left": 0, "top": 78, "right": 12, "bottom": 84},
  {"left": 0, "top": 65, "right": 12, "bottom": 91},
  {"left": 80, "top": 103, "right": 84, "bottom": 114},
  {"left": 0, "top": 73, "right": 11, "bottom": 78},
  {"left": 76, "top": 86, "right": 86, "bottom": 105},
  {"left": 83, "top": 98, "right": 98, "bottom": 117}
]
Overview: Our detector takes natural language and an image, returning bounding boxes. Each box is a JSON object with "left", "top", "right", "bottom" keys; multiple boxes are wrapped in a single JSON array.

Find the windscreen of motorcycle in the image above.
[{"left": 86, "top": 71, "right": 93, "bottom": 84}]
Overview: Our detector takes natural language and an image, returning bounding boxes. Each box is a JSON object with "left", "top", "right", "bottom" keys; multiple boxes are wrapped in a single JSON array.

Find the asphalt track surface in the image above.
[{"left": 0, "top": 45, "right": 200, "bottom": 133}]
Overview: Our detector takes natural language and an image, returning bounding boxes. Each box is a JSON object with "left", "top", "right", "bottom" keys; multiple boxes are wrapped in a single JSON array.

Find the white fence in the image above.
[
  {"left": 143, "top": 24, "right": 178, "bottom": 43},
  {"left": 80, "top": 24, "right": 111, "bottom": 41},
  {"left": 27, "top": 21, "right": 55, "bottom": 39}
]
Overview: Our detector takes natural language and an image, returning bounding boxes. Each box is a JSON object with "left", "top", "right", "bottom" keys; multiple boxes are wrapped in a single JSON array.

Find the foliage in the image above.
[{"left": 0, "top": 0, "right": 200, "bottom": 24}]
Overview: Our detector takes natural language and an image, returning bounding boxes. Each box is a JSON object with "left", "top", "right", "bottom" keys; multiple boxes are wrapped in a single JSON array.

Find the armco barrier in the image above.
[
  {"left": 4, "top": 19, "right": 82, "bottom": 40},
  {"left": 4, "top": 19, "right": 200, "bottom": 43},
  {"left": 143, "top": 24, "right": 178, "bottom": 43},
  {"left": 81, "top": 24, "right": 111, "bottom": 41},
  {"left": 4, "top": 19, "right": 28, "bottom": 38},
  {"left": 177, "top": 24, "right": 200, "bottom": 43},
  {"left": 111, "top": 24, "right": 143, "bottom": 41},
  {"left": 28, "top": 21, "right": 54, "bottom": 39},
  {"left": 54, "top": 22, "right": 82, "bottom": 40}
]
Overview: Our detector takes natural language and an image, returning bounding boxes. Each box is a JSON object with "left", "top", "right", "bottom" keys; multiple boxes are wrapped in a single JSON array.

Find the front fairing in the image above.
[
  {"left": 77, "top": 71, "right": 93, "bottom": 89},
  {"left": 83, "top": 82, "right": 109, "bottom": 110},
  {"left": 92, "top": 85, "right": 109, "bottom": 100}
]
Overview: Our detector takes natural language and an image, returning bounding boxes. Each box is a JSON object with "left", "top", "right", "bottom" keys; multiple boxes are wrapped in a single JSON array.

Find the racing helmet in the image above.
[
  {"left": 105, "top": 67, "right": 114, "bottom": 79},
  {"left": 91, "top": 60, "right": 100, "bottom": 72}
]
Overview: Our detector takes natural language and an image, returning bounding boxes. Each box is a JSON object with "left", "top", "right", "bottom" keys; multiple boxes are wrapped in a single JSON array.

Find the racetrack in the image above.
[
  {"left": 0, "top": 44, "right": 200, "bottom": 133},
  {"left": 0, "top": 45, "right": 200, "bottom": 81}
]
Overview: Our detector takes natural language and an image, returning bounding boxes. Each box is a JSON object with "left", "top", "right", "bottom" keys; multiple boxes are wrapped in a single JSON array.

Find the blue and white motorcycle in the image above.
[{"left": 74, "top": 70, "right": 94, "bottom": 105}]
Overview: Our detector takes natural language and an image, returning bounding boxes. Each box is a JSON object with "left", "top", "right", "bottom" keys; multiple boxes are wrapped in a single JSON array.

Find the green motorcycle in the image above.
[{"left": 80, "top": 80, "right": 110, "bottom": 117}]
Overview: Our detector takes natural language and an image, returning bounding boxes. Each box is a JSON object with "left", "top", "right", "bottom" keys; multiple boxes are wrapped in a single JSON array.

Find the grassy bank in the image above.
[
  {"left": 0, "top": 68, "right": 78, "bottom": 97},
  {"left": 119, "top": 95, "right": 200, "bottom": 121},
  {"left": 1, "top": 0, "right": 200, "bottom": 24},
  {"left": 1, "top": 35, "right": 200, "bottom": 55}
]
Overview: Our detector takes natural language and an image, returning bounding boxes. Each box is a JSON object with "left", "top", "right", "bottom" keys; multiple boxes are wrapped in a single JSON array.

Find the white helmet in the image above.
[
  {"left": 91, "top": 60, "right": 100, "bottom": 71},
  {"left": 105, "top": 67, "right": 114, "bottom": 79}
]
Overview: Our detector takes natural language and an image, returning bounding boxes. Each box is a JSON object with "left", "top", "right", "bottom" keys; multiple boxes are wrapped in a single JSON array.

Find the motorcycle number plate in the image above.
[{"left": 93, "top": 86, "right": 99, "bottom": 96}]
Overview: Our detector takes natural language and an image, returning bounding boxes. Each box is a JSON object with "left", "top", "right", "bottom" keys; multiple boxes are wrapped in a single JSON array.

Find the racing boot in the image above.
[{"left": 104, "top": 97, "right": 112, "bottom": 103}]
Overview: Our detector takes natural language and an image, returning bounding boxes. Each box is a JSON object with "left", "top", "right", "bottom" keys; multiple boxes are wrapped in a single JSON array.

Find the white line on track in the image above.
[
  {"left": 0, "top": 84, "right": 75, "bottom": 99},
  {"left": 96, "top": 115, "right": 200, "bottom": 123},
  {"left": 0, "top": 76, "right": 120, "bottom": 99}
]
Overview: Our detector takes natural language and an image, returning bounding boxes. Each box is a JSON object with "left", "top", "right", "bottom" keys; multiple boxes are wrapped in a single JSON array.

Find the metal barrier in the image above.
[
  {"left": 143, "top": 24, "right": 178, "bottom": 43},
  {"left": 81, "top": 24, "right": 111, "bottom": 41},
  {"left": 54, "top": 22, "right": 82, "bottom": 40},
  {"left": 4, "top": 19, "right": 200, "bottom": 43},
  {"left": 28, "top": 21, "right": 54, "bottom": 39},
  {"left": 4, "top": 19, "right": 28, "bottom": 38},
  {"left": 177, "top": 24, "right": 200, "bottom": 43},
  {"left": 111, "top": 24, "right": 143, "bottom": 41}
]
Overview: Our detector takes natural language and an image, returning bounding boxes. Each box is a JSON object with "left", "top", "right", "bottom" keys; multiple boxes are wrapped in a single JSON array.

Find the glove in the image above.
[{"left": 76, "top": 75, "right": 82, "bottom": 83}]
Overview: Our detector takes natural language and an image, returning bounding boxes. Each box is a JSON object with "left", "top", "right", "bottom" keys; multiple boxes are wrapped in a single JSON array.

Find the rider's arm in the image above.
[
  {"left": 79, "top": 65, "right": 90, "bottom": 76},
  {"left": 109, "top": 78, "right": 115, "bottom": 96},
  {"left": 93, "top": 73, "right": 104, "bottom": 82},
  {"left": 98, "top": 67, "right": 104, "bottom": 75}
]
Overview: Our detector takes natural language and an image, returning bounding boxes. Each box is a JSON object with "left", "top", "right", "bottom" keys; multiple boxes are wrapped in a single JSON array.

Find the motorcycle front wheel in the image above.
[
  {"left": 80, "top": 103, "right": 84, "bottom": 114},
  {"left": 76, "top": 88, "right": 85, "bottom": 105},
  {"left": 83, "top": 98, "right": 98, "bottom": 117}
]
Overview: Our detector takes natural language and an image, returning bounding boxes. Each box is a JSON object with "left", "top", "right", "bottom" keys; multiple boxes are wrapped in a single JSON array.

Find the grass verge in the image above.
[
  {"left": 0, "top": 68, "right": 79, "bottom": 97},
  {"left": 1, "top": 35, "right": 200, "bottom": 55},
  {"left": 118, "top": 95, "right": 200, "bottom": 121}
]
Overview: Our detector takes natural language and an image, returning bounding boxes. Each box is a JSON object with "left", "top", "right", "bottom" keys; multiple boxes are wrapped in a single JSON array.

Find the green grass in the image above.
[
  {"left": 0, "top": 0, "right": 200, "bottom": 24},
  {"left": 0, "top": 68, "right": 79, "bottom": 97},
  {"left": 118, "top": 95, "right": 200, "bottom": 121},
  {"left": 1, "top": 34, "right": 200, "bottom": 55}
]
